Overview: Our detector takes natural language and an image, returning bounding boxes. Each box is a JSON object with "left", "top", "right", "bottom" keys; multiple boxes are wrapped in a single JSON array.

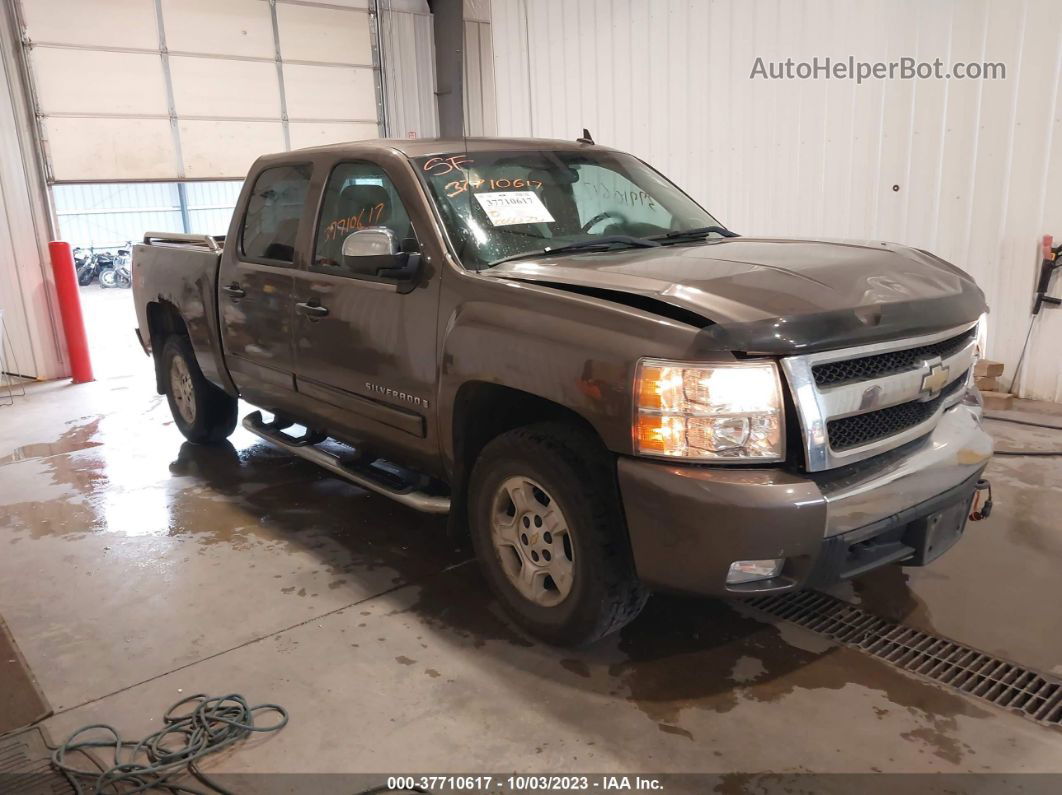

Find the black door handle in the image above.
[
  {"left": 296, "top": 301, "right": 329, "bottom": 318},
  {"left": 222, "top": 283, "right": 245, "bottom": 298}
]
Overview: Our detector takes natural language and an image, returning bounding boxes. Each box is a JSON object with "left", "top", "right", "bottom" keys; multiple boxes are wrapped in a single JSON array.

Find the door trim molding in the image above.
[{"left": 297, "top": 375, "right": 426, "bottom": 438}]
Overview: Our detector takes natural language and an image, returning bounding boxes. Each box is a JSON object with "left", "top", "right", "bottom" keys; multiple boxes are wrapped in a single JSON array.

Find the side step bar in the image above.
[{"left": 241, "top": 411, "right": 450, "bottom": 514}]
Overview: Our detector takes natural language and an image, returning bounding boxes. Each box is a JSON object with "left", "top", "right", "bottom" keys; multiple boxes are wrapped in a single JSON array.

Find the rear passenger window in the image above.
[{"left": 240, "top": 164, "right": 312, "bottom": 263}]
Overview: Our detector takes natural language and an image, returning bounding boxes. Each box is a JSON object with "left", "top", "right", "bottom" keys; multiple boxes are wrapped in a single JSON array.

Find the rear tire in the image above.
[
  {"left": 161, "top": 335, "right": 237, "bottom": 444},
  {"left": 99, "top": 269, "right": 117, "bottom": 288},
  {"left": 468, "top": 422, "right": 648, "bottom": 646}
]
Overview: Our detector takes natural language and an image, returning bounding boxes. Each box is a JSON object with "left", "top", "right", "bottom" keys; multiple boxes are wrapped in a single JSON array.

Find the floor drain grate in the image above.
[
  {"left": 0, "top": 725, "right": 73, "bottom": 794},
  {"left": 747, "top": 590, "right": 1062, "bottom": 727}
]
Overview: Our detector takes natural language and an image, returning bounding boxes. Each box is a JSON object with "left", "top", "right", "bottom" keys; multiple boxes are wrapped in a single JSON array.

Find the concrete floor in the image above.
[{"left": 1, "top": 288, "right": 1061, "bottom": 786}]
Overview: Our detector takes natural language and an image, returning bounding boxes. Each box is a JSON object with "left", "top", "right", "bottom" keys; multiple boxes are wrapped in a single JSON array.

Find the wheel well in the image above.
[
  {"left": 446, "top": 382, "right": 613, "bottom": 543},
  {"left": 451, "top": 382, "right": 606, "bottom": 484},
  {"left": 146, "top": 300, "right": 188, "bottom": 393}
]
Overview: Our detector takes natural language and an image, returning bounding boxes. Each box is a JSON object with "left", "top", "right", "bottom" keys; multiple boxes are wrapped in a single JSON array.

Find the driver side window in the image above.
[{"left": 313, "top": 161, "right": 415, "bottom": 277}]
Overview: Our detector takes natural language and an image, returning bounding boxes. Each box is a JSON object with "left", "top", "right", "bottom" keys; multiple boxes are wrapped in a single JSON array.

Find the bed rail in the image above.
[{"left": 141, "top": 232, "right": 224, "bottom": 252}]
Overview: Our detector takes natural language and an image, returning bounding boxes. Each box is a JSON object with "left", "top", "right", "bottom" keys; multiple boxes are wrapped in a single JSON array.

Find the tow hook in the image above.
[{"left": 969, "top": 478, "right": 993, "bottom": 521}]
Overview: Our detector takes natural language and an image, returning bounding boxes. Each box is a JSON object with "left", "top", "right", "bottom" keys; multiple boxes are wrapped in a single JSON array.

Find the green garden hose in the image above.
[{"left": 51, "top": 692, "right": 288, "bottom": 794}]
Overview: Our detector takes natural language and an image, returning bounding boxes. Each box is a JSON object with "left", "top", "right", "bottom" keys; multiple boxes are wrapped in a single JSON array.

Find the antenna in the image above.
[{"left": 576, "top": 128, "right": 594, "bottom": 145}]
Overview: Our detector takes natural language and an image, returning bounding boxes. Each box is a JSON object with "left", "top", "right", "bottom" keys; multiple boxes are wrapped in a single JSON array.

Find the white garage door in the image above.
[{"left": 17, "top": 0, "right": 383, "bottom": 182}]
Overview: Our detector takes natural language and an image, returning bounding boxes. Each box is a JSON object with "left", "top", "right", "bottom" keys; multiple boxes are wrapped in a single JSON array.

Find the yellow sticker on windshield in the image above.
[{"left": 474, "top": 191, "right": 555, "bottom": 227}]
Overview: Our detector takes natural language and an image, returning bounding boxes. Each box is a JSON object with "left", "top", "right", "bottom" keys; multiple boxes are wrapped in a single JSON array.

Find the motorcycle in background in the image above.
[
  {"left": 112, "top": 243, "right": 132, "bottom": 288},
  {"left": 74, "top": 243, "right": 132, "bottom": 288},
  {"left": 74, "top": 247, "right": 96, "bottom": 285},
  {"left": 96, "top": 248, "right": 121, "bottom": 288}
]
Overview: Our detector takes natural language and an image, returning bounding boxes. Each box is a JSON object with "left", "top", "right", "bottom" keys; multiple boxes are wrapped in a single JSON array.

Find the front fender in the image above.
[{"left": 436, "top": 276, "right": 732, "bottom": 469}]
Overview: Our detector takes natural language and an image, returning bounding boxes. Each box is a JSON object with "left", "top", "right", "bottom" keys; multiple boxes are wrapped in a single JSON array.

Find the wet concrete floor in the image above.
[{"left": 1, "top": 298, "right": 1060, "bottom": 781}]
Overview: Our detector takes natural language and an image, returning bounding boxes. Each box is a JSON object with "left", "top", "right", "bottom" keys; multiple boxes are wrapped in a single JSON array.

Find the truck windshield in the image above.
[{"left": 413, "top": 150, "right": 721, "bottom": 268}]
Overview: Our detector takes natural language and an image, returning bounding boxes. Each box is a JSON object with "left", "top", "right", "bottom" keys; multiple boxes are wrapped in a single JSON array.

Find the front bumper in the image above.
[{"left": 618, "top": 400, "right": 992, "bottom": 597}]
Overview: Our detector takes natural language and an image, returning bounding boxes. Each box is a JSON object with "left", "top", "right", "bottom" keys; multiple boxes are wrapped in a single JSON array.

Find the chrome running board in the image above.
[{"left": 241, "top": 411, "right": 450, "bottom": 514}]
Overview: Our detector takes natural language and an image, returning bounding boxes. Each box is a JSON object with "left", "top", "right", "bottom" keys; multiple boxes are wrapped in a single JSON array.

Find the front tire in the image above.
[
  {"left": 468, "top": 423, "right": 648, "bottom": 646},
  {"left": 161, "top": 335, "right": 237, "bottom": 444},
  {"left": 99, "top": 269, "right": 117, "bottom": 288}
]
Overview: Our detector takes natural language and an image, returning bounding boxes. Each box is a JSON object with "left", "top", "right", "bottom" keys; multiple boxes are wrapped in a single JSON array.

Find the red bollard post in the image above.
[{"left": 48, "top": 241, "right": 94, "bottom": 384}]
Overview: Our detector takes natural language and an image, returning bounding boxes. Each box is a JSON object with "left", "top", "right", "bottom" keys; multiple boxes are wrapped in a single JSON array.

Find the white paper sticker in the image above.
[{"left": 473, "top": 191, "right": 555, "bottom": 226}]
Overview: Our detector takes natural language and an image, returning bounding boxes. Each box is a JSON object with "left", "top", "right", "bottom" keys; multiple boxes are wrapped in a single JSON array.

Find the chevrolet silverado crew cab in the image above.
[{"left": 132, "top": 137, "right": 993, "bottom": 646}]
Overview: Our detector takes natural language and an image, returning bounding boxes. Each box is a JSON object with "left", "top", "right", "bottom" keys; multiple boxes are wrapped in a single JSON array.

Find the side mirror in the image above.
[
  {"left": 342, "top": 227, "right": 398, "bottom": 259},
  {"left": 341, "top": 227, "right": 424, "bottom": 293}
]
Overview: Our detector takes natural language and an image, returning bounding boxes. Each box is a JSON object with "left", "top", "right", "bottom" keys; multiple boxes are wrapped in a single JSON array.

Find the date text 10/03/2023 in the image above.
[{"left": 385, "top": 775, "right": 664, "bottom": 791}]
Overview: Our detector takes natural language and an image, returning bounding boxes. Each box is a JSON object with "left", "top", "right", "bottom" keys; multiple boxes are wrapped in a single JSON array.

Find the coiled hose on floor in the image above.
[{"left": 51, "top": 693, "right": 288, "bottom": 794}]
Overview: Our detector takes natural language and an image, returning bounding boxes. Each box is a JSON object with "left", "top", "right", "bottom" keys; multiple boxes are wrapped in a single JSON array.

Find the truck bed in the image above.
[{"left": 132, "top": 232, "right": 234, "bottom": 395}]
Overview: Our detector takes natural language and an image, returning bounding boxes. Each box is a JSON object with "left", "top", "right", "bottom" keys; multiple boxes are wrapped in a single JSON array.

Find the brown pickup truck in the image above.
[{"left": 132, "top": 136, "right": 993, "bottom": 646}]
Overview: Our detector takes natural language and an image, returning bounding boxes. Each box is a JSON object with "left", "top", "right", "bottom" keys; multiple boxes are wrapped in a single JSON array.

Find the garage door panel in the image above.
[
  {"left": 18, "top": 0, "right": 394, "bottom": 182},
  {"left": 169, "top": 57, "right": 281, "bottom": 118},
  {"left": 162, "top": 0, "right": 275, "bottom": 58},
  {"left": 283, "top": 65, "right": 377, "bottom": 121},
  {"left": 45, "top": 118, "right": 178, "bottom": 182},
  {"left": 21, "top": 0, "right": 159, "bottom": 49},
  {"left": 179, "top": 120, "right": 285, "bottom": 179},
  {"left": 288, "top": 122, "right": 378, "bottom": 150},
  {"left": 32, "top": 49, "right": 168, "bottom": 116},
  {"left": 286, "top": 121, "right": 378, "bottom": 149},
  {"left": 280, "top": 0, "right": 369, "bottom": 9},
  {"left": 276, "top": 4, "right": 371, "bottom": 64}
]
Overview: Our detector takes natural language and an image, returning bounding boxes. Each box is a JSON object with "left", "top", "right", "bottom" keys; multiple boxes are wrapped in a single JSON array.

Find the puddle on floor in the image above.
[
  {"left": 0, "top": 417, "right": 103, "bottom": 466},
  {"left": 393, "top": 562, "right": 989, "bottom": 764},
  {"left": 2, "top": 425, "right": 465, "bottom": 595},
  {"left": 3, "top": 396, "right": 1050, "bottom": 769}
]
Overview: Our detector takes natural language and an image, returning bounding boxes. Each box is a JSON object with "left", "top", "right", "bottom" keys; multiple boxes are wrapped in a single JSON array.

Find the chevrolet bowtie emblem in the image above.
[{"left": 920, "top": 361, "right": 951, "bottom": 396}]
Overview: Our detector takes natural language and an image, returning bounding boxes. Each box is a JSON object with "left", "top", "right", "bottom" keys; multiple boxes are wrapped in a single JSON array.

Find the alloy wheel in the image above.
[
  {"left": 170, "top": 355, "right": 196, "bottom": 424},
  {"left": 489, "top": 475, "right": 575, "bottom": 607}
]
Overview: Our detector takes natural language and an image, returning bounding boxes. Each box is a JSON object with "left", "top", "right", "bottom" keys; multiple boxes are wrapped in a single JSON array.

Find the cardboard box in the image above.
[
  {"left": 980, "top": 390, "right": 1013, "bottom": 410},
  {"left": 975, "top": 359, "right": 1004, "bottom": 378}
]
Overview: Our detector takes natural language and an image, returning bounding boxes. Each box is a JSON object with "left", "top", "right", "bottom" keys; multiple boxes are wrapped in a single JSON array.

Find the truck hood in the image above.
[{"left": 484, "top": 237, "right": 986, "bottom": 353}]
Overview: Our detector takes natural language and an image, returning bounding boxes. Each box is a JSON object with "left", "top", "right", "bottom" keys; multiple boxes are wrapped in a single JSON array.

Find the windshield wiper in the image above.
[
  {"left": 653, "top": 225, "right": 740, "bottom": 244},
  {"left": 489, "top": 235, "right": 660, "bottom": 267}
]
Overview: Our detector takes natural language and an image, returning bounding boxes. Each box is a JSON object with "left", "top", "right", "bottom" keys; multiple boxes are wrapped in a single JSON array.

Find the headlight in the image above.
[
  {"left": 634, "top": 359, "right": 785, "bottom": 461},
  {"left": 967, "top": 312, "right": 988, "bottom": 389},
  {"left": 974, "top": 312, "right": 988, "bottom": 361}
]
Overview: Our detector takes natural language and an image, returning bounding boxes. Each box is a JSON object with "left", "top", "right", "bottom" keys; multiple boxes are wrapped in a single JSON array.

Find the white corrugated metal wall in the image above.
[
  {"left": 185, "top": 182, "right": 246, "bottom": 235},
  {"left": 490, "top": 0, "right": 1062, "bottom": 402},
  {"left": 380, "top": 0, "right": 439, "bottom": 138},
  {"left": 0, "top": 0, "right": 63, "bottom": 380},
  {"left": 463, "top": 0, "right": 496, "bottom": 135}
]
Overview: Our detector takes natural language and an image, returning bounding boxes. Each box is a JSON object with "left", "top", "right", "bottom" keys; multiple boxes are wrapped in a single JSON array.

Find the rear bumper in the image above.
[{"left": 618, "top": 399, "right": 992, "bottom": 597}]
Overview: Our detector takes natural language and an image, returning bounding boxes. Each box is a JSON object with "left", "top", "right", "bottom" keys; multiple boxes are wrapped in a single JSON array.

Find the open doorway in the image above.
[{"left": 53, "top": 181, "right": 241, "bottom": 380}]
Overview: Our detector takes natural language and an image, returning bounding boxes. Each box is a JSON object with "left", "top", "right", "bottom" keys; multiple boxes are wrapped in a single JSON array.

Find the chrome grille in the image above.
[
  {"left": 812, "top": 327, "right": 976, "bottom": 387},
  {"left": 826, "top": 373, "right": 967, "bottom": 450},
  {"left": 781, "top": 322, "right": 978, "bottom": 472}
]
